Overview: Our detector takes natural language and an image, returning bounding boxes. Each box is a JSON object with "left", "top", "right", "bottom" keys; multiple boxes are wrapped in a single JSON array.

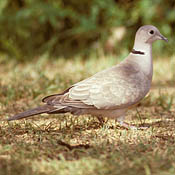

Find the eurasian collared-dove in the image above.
[{"left": 7, "top": 25, "right": 168, "bottom": 128}]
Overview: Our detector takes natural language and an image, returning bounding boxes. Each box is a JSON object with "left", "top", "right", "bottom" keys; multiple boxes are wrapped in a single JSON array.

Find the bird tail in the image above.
[{"left": 7, "top": 105, "right": 55, "bottom": 121}]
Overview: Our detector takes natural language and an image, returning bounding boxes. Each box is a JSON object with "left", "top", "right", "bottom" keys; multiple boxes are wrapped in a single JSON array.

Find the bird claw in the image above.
[{"left": 117, "top": 121, "right": 149, "bottom": 130}]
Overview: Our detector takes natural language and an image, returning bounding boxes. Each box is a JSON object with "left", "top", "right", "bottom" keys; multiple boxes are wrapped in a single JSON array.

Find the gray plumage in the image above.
[{"left": 7, "top": 25, "right": 168, "bottom": 125}]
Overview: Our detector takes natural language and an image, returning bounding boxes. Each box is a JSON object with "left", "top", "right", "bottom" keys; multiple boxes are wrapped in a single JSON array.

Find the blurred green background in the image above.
[{"left": 0, "top": 0, "right": 174, "bottom": 61}]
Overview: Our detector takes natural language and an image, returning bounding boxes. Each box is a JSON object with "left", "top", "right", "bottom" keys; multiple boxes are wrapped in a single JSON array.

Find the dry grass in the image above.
[{"left": 0, "top": 55, "right": 175, "bottom": 175}]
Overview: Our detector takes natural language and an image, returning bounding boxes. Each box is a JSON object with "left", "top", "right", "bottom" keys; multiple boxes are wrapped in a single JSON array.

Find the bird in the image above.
[{"left": 7, "top": 25, "right": 168, "bottom": 129}]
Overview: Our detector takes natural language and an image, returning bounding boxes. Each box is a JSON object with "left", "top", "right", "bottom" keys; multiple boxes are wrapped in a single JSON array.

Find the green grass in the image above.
[{"left": 0, "top": 55, "right": 175, "bottom": 175}]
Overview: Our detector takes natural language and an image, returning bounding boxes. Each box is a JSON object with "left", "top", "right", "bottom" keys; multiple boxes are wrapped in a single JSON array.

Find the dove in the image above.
[{"left": 7, "top": 25, "right": 168, "bottom": 128}]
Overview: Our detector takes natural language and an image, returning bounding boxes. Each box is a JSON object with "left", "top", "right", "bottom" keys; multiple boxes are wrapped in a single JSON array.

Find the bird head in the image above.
[{"left": 135, "top": 25, "right": 168, "bottom": 44}]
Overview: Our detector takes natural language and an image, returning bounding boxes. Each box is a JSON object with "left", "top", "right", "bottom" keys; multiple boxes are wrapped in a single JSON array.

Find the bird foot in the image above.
[
  {"left": 97, "top": 116, "right": 105, "bottom": 126},
  {"left": 117, "top": 121, "right": 149, "bottom": 130}
]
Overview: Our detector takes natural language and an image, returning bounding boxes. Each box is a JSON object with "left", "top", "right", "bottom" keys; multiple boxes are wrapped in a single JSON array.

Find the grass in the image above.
[{"left": 0, "top": 54, "right": 175, "bottom": 175}]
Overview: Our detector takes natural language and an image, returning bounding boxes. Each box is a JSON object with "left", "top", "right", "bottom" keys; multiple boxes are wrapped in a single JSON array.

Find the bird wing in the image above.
[{"left": 43, "top": 60, "right": 150, "bottom": 110}]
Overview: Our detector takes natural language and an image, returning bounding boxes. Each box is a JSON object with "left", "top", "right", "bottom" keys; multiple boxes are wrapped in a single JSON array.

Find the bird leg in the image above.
[
  {"left": 116, "top": 115, "right": 147, "bottom": 130},
  {"left": 96, "top": 116, "right": 105, "bottom": 126}
]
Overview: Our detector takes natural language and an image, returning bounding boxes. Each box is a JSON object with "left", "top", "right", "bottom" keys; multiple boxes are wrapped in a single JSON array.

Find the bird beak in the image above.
[{"left": 158, "top": 34, "right": 168, "bottom": 42}]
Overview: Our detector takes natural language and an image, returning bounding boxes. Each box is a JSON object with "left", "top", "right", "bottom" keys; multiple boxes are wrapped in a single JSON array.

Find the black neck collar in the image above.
[{"left": 131, "top": 49, "right": 145, "bottom": 55}]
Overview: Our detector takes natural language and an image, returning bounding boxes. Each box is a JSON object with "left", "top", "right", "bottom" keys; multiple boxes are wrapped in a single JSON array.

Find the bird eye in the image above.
[{"left": 149, "top": 30, "right": 154, "bottom": 35}]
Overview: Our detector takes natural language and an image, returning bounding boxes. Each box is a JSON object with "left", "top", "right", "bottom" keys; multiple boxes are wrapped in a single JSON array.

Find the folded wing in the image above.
[{"left": 43, "top": 61, "right": 150, "bottom": 110}]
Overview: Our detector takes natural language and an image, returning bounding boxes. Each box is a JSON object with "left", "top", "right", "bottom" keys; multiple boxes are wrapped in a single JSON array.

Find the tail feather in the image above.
[{"left": 7, "top": 105, "right": 55, "bottom": 121}]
